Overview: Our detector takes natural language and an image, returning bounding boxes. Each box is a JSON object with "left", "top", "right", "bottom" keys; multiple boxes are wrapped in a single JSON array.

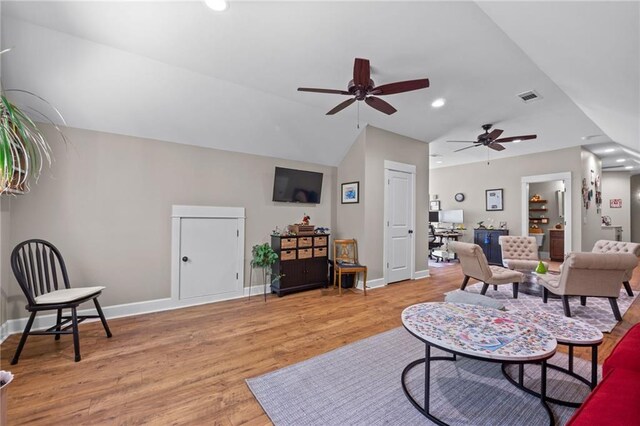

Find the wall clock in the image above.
[{"left": 454, "top": 193, "right": 465, "bottom": 202}]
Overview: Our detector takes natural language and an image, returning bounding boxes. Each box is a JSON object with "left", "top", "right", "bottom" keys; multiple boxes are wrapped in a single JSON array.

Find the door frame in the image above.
[
  {"left": 520, "top": 172, "right": 572, "bottom": 254},
  {"left": 383, "top": 160, "right": 416, "bottom": 285},
  {"left": 171, "top": 205, "right": 245, "bottom": 306}
]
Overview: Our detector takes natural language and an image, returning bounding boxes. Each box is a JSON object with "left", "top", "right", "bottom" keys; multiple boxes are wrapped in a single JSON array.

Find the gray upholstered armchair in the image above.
[
  {"left": 537, "top": 252, "right": 638, "bottom": 321},
  {"left": 449, "top": 241, "right": 524, "bottom": 299},
  {"left": 591, "top": 240, "right": 640, "bottom": 297},
  {"left": 498, "top": 235, "right": 548, "bottom": 271}
]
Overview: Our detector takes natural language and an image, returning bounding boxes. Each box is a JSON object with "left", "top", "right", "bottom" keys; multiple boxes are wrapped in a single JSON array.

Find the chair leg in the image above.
[
  {"left": 11, "top": 311, "right": 37, "bottom": 365},
  {"left": 71, "top": 307, "right": 81, "bottom": 362},
  {"left": 561, "top": 296, "right": 572, "bottom": 317},
  {"left": 512, "top": 282, "right": 519, "bottom": 299},
  {"left": 338, "top": 271, "right": 342, "bottom": 296},
  {"left": 480, "top": 283, "right": 489, "bottom": 295},
  {"left": 363, "top": 270, "right": 368, "bottom": 296},
  {"left": 609, "top": 297, "right": 622, "bottom": 321},
  {"left": 94, "top": 298, "right": 112, "bottom": 338},
  {"left": 623, "top": 281, "right": 634, "bottom": 297},
  {"left": 493, "top": 285, "right": 498, "bottom": 291},
  {"left": 55, "top": 308, "right": 63, "bottom": 341},
  {"left": 543, "top": 287, "right": 548, "bottom": 304},
  {"left": 580, "top": 296, "right": 587, "bottom": 306},
  {"left": 460, "top": 276, "right": 470, "bottom": 291}
]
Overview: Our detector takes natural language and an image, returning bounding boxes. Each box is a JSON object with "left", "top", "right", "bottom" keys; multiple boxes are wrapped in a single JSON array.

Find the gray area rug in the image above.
[
  {"left": 450, "top": 282, "right": 637, "bottom": 333},
  {"left": 247, "top": 327, "right": 599, "bottom": 425}
]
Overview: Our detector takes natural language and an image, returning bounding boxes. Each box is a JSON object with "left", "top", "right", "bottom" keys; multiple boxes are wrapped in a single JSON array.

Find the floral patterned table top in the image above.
[
  {"left": 511, "top": 310, "right": 603, "bottom": 345},
  {"left": 402, "top": 303, "right": 557, "bottom": 361}
]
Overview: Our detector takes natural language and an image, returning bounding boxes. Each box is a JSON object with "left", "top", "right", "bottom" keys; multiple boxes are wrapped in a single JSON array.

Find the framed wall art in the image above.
[
  {"left": 341, "top": 181, "right": 359, "bottom": 204},
  {"left": 485, "top": 188, "right": 503, "bottom": 211}
]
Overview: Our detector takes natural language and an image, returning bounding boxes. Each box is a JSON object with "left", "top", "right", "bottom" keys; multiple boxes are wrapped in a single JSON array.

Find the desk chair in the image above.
[
  {"left": 428, "top": 224, "right": 444, "bottom": 261},
  {"left": 333, "top": 239, "right": 368, "bottom": 296},
  {"left": 10, "top": 239, "right": 112, "bottom": 364}
]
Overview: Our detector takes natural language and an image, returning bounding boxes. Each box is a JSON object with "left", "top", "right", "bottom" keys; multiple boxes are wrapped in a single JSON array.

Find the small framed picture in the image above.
[
  {"left": 430, "top": 200, "right": 440, "bottom": 211},
  {"left": 341, "top": 181, "right": 359, "bottom": 204},
  {"left": 486, "top": 188, "right": 504, "bottom": 211},
  {"left": 610, "top": 199, "right": 622, "bottom": 208}
]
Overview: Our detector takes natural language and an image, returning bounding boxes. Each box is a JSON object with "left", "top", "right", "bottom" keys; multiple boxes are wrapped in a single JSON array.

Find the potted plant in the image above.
[
  {"left": 250, "top": 243, "right": 282, "bottom": 300},
  {"left": 0, "top": 49, "right": 66, "bottom": 194}
]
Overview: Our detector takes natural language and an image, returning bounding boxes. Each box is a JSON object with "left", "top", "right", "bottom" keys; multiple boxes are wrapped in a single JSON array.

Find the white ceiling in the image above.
[{"left": 1, "top": 1, "right": 638, "bottom": 168}]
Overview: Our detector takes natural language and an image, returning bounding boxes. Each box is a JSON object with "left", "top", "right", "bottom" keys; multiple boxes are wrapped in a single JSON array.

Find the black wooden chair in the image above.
[{"left": 10, "top": 239, "right": 112, "bottom": 364}]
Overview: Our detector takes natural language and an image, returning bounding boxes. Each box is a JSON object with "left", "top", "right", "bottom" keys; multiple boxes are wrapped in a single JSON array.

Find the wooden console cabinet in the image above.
[
  {"left": 270, "top": 234, "right": 329, "bottom": 296},
  {"left": 473, "top": 229, "right": 509, "bottom": 265},
  {"left": 549, "top": 229, "right": 565, "bottom": 261}
]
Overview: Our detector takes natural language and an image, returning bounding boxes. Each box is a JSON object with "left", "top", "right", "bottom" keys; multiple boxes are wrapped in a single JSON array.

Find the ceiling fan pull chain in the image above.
[{"left": 357, "top": 102, "right": 360, "bottom": 129}]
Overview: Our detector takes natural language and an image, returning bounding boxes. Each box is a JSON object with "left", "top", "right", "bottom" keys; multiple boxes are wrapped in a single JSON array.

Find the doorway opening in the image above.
[{"left": 521, "top": 172, "right": 572, "bottom": 260}]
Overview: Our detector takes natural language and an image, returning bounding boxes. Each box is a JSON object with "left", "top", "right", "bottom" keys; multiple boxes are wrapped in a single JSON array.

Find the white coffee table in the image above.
[
  {"left": 401, "top": 302, "right": 557, "bottom": 425},
  {"left": 502, "top": 310, "right": 603, "bottom": 407}
]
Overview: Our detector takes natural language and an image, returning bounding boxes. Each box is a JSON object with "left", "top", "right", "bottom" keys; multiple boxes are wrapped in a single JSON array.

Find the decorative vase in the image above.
[{"left": 535, "top": 261, "right": 547, "bottom": 274}]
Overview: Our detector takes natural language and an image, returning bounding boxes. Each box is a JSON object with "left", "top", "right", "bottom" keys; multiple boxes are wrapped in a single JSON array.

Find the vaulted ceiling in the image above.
[{"left": 1, "top": 1, "right": 638, "bottom": 168}]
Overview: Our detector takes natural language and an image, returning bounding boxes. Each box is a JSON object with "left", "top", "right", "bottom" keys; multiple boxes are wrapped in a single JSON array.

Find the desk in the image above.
[{"left": 430, "top": 231, "right": 463, "bottom": 262}]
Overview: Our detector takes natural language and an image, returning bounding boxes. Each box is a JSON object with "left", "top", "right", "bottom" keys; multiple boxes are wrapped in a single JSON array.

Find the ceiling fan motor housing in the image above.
[{"left": 348, "top": 79, "right": 375, "bottom": 100}]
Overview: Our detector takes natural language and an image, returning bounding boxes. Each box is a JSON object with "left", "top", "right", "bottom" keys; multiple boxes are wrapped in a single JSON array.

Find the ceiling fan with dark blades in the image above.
[
  {"left": 298, "top": 58, "right": 429, "bottom": 115},
  {"left": 448, "top": 124, "right": 537, "bottom": 153}
]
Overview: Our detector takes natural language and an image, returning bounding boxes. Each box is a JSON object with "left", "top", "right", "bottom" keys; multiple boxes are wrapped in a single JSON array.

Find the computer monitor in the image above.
[{"left": 439, "top": 209, "right": 464, "bottom": 229}]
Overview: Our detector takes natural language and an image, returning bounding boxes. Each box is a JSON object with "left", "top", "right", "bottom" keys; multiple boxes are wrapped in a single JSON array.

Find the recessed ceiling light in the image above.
[
  {"left": 604, "top": 148, "right": 615, "bottom": 153},
  {"left": 616, "top": 158, "right": 626, "bottom": 163},
  {"left": 625, "top": 166, "right": 633, "bottom": 170},
  {"left": 204, "top": 0, "right": 228, "bottom": 11},
  {"left": 512, "top": 139, "right": 522, "bottom": 143},
  {"left": 431, "top": 98, "right": 445, "bottom": 108}
]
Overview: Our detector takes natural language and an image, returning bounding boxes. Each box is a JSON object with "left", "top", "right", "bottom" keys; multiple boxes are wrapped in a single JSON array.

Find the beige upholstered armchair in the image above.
[
  {"left": 449, "top": 241, "right": 524, "bottom": 299},
  {"left": 591, "top": 240, "right": 640, "bottom": 297},
  {"left": 498, "top": 235, "right": 549, "bottom": 271},
  {"left": 538, "top": 252, "right": 638, "bottom": 321}
]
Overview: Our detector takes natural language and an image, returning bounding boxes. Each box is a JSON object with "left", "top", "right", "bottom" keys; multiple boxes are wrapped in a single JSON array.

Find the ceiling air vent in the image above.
[{"left": 517, "top": 90, "right": 542, "bottom": 103}]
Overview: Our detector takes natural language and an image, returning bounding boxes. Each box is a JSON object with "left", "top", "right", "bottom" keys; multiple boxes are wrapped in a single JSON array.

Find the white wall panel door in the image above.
[
  {"left": 179, "top": 218, "right": 240, "bottom": 299},
  {"left": 386, "top": 169, "right": 414, "bottom": 283}
]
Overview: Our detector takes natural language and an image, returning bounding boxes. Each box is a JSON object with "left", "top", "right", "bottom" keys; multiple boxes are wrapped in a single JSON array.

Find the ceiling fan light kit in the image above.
[{"left": 298, "top": 58, "right": 429, "bottom": 116}]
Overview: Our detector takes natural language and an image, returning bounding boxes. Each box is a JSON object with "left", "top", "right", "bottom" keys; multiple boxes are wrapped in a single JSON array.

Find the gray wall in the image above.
[
  {"left": 336, "top": 125, "right": 429, "bottom": 281},
  {"left": 631, "top": 174, "right": 640, "bottom": 243},
  {"left": 601, "top": 171, "right": 631, "bottom": 241},
  {"left": 336, "top": 130, "right": 366, "bottom": 245},
  {"left": 430, "top": 146, "right": 583, "bottom": 251},
  {"left": 363, "top": 126, "right": 429, "bottom": 279},
  {"left": 3, "top": 125, "right": 337, "bottom": 320},
  {"left": 580, "top": 149, "right": 603, "bottom": 251}
]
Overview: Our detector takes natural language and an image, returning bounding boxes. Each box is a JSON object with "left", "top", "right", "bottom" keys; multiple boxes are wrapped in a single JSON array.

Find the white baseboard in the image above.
[
  {"left": 0, "top": 286, "right": 273, "bottom": 344},
  {"left": 0, "top": 321, "right": 9, "bottom": 345},
  {"left": 414, "top": 269, "right": 430, "bottom": 279},
  {"left": 356, "top": 277, "right": 385, "bottom": 290}
]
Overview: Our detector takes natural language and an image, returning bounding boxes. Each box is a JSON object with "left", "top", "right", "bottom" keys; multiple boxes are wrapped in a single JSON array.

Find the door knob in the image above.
[
  {"left": 182, "top": 256, "right": 189, "bottom": 262},
  {"left": 408, "top": 230, "right": 414, "bottom": 234}
]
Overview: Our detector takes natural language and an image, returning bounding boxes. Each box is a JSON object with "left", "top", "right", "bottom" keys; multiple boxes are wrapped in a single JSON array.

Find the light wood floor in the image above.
[{"left": 2, "top": 261, "right": 639, "bottom": 425}]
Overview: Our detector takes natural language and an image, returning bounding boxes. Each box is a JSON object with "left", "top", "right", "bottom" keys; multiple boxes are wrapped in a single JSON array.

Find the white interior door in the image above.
[
  {"left": 179, "top": 218, "right": 240, "bottom": 299},
  {"left": 386, "top": 168, "right": 414, "bottom": 283}
]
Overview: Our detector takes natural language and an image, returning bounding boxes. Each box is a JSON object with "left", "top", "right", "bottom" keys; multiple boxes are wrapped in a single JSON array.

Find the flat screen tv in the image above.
[{"left": 272, "top": 167, "right": 323, "bottom": 204}]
